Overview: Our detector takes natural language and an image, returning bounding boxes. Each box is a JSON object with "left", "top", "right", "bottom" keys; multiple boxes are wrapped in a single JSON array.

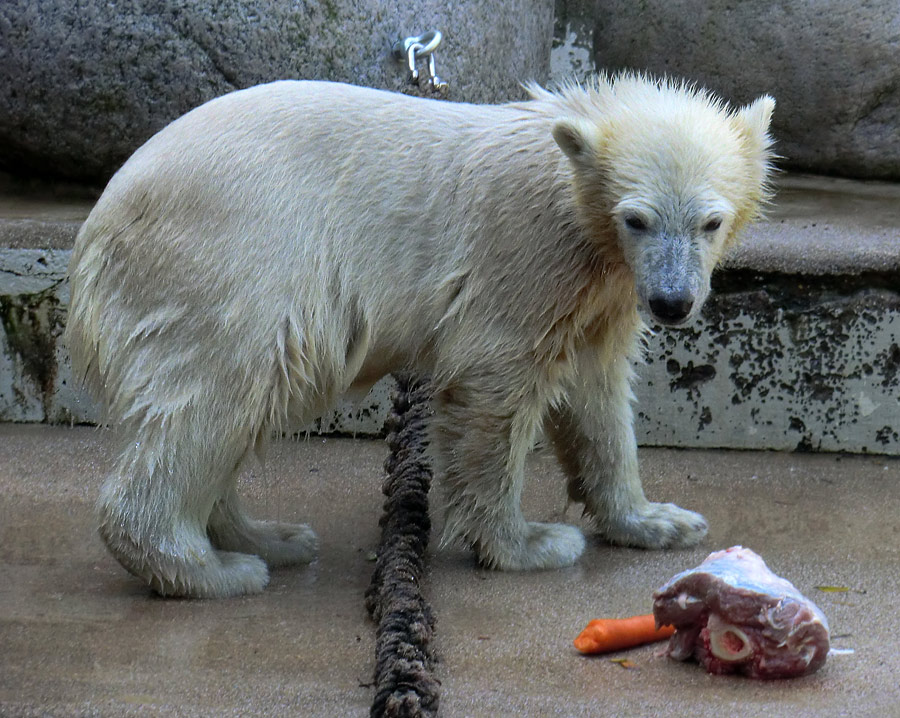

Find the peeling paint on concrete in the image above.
[
  {"left": 550, "top": 0, "right": 595, "bottom": 85},
  {"left": 550, "top": 25, "right": 593, "bottom": 84},
  {"left": 551, "top": 0, "right": 595, "bottom": 83},
  {"left": 0, "top": 248, "right": 897, "bottom": 454}
]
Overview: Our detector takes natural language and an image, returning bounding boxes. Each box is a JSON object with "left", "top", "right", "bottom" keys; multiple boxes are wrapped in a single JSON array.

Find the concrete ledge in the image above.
[
  {"left": 729, "top": 175, "right": 900, "bottom": 275},
  {"left": 0, "top": 176, "right": 95, "bottom": 249},
  {"left": 0, "top": 174, "right": 898, "bottom": 454}
]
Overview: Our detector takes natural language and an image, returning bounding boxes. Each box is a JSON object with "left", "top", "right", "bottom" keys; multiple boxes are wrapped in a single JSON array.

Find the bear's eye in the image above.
[
  {"left": 703, "top": 217, "right": 722, "bottom": 233},
  {"left": 624, "top": 215, "right": 648, "bottom": 231}
]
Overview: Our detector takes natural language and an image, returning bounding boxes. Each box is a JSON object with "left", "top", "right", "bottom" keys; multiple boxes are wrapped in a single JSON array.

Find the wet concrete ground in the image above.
[{"left": 1, "top": 424, "right": 898, "bottom": 717}]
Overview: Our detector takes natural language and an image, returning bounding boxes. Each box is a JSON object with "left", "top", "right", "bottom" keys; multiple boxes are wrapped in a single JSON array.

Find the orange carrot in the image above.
[{"left": 574, "top": 615, "right": 675, "bottom": 654}]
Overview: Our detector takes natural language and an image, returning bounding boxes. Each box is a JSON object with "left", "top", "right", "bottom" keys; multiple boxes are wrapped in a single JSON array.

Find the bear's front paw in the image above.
[
  {"left": 479, "top": 521, "right": 586, "bottom": 570},
  {"left": 600, "top": 501, "right": 707, "bottom": 549}
]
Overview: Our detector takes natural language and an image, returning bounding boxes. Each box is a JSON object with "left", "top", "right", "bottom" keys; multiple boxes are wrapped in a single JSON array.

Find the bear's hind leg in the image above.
[
  {"left": 207, "top": 488, "right": 318, "bottom": 568},
  {"left": 98, "top": 420, "right": 270, "bottom": 599}
]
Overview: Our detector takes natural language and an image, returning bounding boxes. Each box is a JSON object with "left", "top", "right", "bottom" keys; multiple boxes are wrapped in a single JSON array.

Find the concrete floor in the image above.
[{"left": 1, "top": 425, "right": 898, "bottom": 717}]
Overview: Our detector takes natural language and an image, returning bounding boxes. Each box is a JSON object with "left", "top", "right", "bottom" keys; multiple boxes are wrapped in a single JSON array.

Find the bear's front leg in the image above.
[
  {"left": 546, "top": 360, "right": 708, "bottom": 549},
  {"left": 433, "top": 375, "right": 585, "bottom": 570}
]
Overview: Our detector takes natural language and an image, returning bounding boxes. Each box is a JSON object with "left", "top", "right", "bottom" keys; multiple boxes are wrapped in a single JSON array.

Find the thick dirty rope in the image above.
[{"left": 365, "top": 373, "right": 439, "bottom": 718}]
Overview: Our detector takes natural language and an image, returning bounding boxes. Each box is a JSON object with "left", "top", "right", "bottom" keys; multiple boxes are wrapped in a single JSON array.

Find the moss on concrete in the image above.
[{"left": 0, "top": 286, "right": 64, "bottom": 411}]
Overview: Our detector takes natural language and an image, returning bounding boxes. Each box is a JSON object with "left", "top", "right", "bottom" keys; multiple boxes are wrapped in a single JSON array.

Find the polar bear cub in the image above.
[{"left": 66, "top": 75, "right": 774, "bottom": 598}]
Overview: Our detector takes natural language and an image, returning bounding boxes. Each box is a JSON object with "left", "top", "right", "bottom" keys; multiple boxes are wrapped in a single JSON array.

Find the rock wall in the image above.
[
  {"left": 0, "top": 0, "right": 553, "bottom": 184},
  {"left": 552, "top": 0, "right": 900, "bottom": 180},
  {"left": 4, "top": 1, "right": 899, "bottom": 181}
]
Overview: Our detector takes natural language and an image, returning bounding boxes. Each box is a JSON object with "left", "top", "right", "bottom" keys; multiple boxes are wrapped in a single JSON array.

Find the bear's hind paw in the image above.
[
  {"left": 247, "top": 520, "right": 318, "bottom": 568},
  {"left": 209, "top": 519, "right": 318, "bottom": 568},
  {"left": 146, "top": 551, "right": 270, "bottom": 599}
]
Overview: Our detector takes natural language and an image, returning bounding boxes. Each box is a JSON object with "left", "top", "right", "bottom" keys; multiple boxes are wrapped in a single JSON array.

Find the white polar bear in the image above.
[{"left": 65, "top": 76, "right": 775, "bottom": 598}]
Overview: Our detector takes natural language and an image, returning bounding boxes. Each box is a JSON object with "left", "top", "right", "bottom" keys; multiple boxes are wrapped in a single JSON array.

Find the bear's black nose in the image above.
[{"left": 648, "top": 293, "right": 694, "bottom": 324}]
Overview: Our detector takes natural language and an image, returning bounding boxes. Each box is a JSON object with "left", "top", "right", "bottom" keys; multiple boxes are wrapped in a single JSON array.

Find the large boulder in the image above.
[
  {"left": 0, "top": 0, "right": 553, "bottom": 184},
  {"left": 552, "top": 0, "right": 900, "bottom": 180}
]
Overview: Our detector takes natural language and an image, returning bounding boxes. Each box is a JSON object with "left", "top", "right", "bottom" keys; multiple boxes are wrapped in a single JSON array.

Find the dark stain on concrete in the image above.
[
  {"left": 876, "top": 343, "right": 900, "bottom": 388},
  {"left": 697, "top": 405, "right": 712, "bottom": 431},
  {"left": 0, "top": 285, "right": 64, "bottom": 417},
  {"left": 669, "top": 361, "right": 717, "bottom": 391}
]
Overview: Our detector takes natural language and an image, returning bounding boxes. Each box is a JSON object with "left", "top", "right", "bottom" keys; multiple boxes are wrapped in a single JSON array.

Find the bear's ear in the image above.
[
  {"left": 735, "top": 95, "right": 775, "bottom": 151},
  {"left": 552, "top": 118, "right": 599, "bottom": 166}
]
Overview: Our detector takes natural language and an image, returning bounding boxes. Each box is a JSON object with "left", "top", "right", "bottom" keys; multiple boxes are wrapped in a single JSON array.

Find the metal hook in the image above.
[
  {"left": 392, "top": 30, "right": 447, "bottom": 90},
  {"left": 393, "top": 30, "right": 442, "bottom": 66},
  {"left": 397, "top": 30, "right": 442, "bottom": 58}
]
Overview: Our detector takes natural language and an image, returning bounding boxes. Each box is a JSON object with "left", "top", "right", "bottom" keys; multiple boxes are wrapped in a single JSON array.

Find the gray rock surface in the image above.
[
  {"left": 0, "top": 0, "right": 553, "bottom": 184},
  {"left": 552, "top": 0, "right": 900, "bottom": 180}
]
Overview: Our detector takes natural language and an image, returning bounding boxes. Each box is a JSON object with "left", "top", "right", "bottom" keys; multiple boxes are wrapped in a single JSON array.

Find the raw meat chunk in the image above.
[{"left": 653, "top": 546, "right": 830, "bottom": 678}]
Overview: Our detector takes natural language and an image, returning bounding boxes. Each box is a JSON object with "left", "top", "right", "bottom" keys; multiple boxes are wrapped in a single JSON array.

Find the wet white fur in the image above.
[{"left": 66, "top": 76, "right": 774, "bottom": 597}]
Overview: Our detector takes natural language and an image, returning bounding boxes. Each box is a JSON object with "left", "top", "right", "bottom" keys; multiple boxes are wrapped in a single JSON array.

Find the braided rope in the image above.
[{"left": 365, "top": 373, "right": 440, "bottom": 718}]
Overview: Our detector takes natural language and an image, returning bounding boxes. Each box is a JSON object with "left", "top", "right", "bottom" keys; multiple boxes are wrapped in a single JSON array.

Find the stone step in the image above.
[{"left": 0, "top": 174, "right": 897, "bottom": 453}]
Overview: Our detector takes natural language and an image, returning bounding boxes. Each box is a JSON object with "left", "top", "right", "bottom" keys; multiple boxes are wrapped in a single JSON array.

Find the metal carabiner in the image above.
[{"left": 392, "top": 30, "right": 443, "bottom": 84}]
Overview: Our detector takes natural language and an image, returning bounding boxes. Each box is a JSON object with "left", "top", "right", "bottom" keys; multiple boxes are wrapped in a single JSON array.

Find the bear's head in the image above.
[{"left": 550, "top": 74, "right": 775, "bottom": 327}]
